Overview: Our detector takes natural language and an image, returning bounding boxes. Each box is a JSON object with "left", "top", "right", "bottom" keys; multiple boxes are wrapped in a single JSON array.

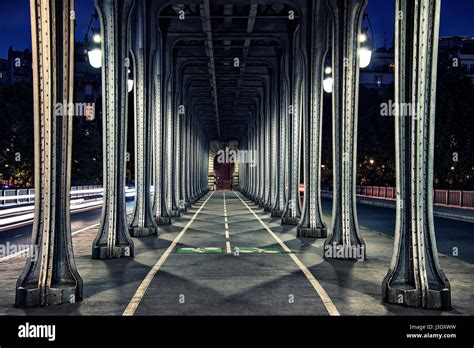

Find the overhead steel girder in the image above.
[
  {"left": 200, "top": 0, "right": 221, "bottom": 140},
  {"left": 92, "top": 0, "right": 135, "bottom": 259},
  {"left": 178, "top": 56, "right": 280, "bottom": 141},
  {"left": 382, "top": 0, "right": 450, "bottom": 309},
  {"left": 129, "top": 0, "right": 159, "bottom": 236},
  {"left": 323, "top": 0, "right": 367, "bottom": 260},
  {"left": 298, "top": 0, "right": 328, "bottom": 238},
  {"left": 16, "top": 0, "right": 82, "bottom": 307}
]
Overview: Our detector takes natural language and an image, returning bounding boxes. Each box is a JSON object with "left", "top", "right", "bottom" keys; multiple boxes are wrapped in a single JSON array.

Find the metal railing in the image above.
[
  {"left": 356, "top": 185, "right": 474, "bottom": 208},
  {"left": 0, "top": 185, "right": 103, "bottom": 206}
]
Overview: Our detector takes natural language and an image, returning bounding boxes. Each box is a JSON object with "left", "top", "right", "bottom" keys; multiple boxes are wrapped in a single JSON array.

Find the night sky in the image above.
[{"left": 0, "top": 0, "right": 473, "bottom": 58}]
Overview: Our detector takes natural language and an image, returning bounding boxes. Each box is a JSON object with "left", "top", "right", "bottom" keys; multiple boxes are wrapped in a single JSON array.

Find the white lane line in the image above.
[
  {"left": 123, "top": 192, "right": 215, "bottom": 316},
  {"left": 233, "top": 191, "right": 340, "bottom": 316},
  {"left": 0, "top": 223, "right": 100, "bottom": 263},
  {"left": 225, "top": 230, "right": 230, "bottom": 239},
  {"left": 72, "top": 223, "right": 100, "bottom": 236},
  {"left": 226, "top": 241, "right": 232, "bottom": 253},
  {"left": 224, "top": 222, "right": 229, "bottom": 230},
  {"left": 225, "top": 217, "right": 228, "bottom": 222}
]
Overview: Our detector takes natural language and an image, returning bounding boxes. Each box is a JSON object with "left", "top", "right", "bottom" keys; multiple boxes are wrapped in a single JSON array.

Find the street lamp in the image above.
[
  {"left": 85, "top": 12, "right": 102, "bottom": 69},
  {"left": 127, "top": 69, "right": 134, "bottom": 93},
  {"left": 87, "top": 30, "right": 102, "bottom": 69},
  {"left": 358, "top": 13, "right": 374, "bottom": 69},
  {"left": 358, "top": 33, "right": 372, "bottom": 68},
  {"left": 323, "top": 66, "right": 333, "bottom": 93}
]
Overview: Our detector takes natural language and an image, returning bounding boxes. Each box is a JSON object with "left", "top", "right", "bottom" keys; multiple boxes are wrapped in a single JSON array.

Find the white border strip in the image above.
[
  {"left": 233, "top": 191, "right": 340, "bottom": 316},
  {"left": 123, "top": 192, "right": 214, "bottom": 316}
]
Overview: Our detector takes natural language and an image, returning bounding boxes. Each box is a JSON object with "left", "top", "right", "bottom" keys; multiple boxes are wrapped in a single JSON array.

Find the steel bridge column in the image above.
[
  {"left": 157, "top": 74, "right": 172, "bottom": 224},
  {"left": 248, "top": 124, "right": 254, "bottom": 199},
  {"left": 282, "top": 23, "right": 303, "bottom": 225},
  {"left": 263, "top": 83, "right": 273, "bottom": 211},
  {"left": 129, "top": 0, "right": 158, "bottom": 237},
  {"left": 92, "top": 0, "right": 135, "bottom": 259},
  {"left": 16, "top": 0, "right": 82, "bottom": 307},
  {"left": 252, "top": 117, "right": 259, "bottom": 202},
  {"left": 190, "top": 115, "right": 198, "bottom": 202},
  {"left": 171, "top": 94, "right": 182, "bottom": 216},
  {"left": 245, "top": 121, "right": 252, "bottom": 198},
  {"left": 324, "top": 0, "right": 367, "bottom": 259},
  {"left": 152, "top": 36, "right": 164, "bottom": 224},
  {"left": 256, "top": 110, "right": 264, "bottom": 206},
  {"left": 268, "top": 69, "right": 279, "bottom": 212},
  {"left": 272, "top": 55, "right": 288, "bottom": 217},
  {"left": 298, "top": 0, "right": 329, "bottom": 238},
  {"left": 180, "top": 108, "right": 188, "bottom": 209},
  {"left": 185, "top": 113, "right": 192, "bottom": 205},
  {"left": 382, "top": 0, "right": 450, "bottom": 309},
  {"left": 243, "top": 126, "right": 251, "bottom": 197}
]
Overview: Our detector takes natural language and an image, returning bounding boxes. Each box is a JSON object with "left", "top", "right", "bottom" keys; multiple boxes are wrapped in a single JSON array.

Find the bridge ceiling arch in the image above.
[{"left": 155, "top": 1, "right": 297, "bottom": 141}]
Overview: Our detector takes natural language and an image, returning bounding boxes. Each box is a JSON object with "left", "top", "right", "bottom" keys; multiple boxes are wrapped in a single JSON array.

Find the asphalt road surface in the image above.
[{"left": 0, "top": 196, "right": 472, "bottom": 264}]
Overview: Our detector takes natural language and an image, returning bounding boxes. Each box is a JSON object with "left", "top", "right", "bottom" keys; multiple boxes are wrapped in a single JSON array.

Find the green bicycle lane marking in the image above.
[
  {"left": 175, "top": 246, "right": 283, "bottom": 254},
  {"left": 234, "top": 247, "right": 282, "bottom": 254},
  {"left": 176, "top": 247, "right": 223, "bottom": 254}
]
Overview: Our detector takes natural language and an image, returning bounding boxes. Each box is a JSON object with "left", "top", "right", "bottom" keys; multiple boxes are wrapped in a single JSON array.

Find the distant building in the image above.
[
  {"left": 360, "top": 36, "right": 474, "bottom": 90},
  {"left": 6, "top": 47, "right": 32, "bottom": 85},
  {"left": 433, "top": 36, "right": 474, "bottom": 82},
  {"left": 0, "top": 43, "right": 102, "bottom": 120},
  {"left": 74, "top": 41, "right": 102, "bottom": 105},
  {"left": 73, "top": 42, "right": 102, "bottom": 124},
  {"left": 360, "top": 47, "right": 395, "bottom": 90},
  {"left": 0, "top": 58, "right": 7, "bottom": 85}
]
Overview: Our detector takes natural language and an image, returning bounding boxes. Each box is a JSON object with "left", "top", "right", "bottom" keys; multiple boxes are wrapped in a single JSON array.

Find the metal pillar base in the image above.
[
  {"left": 156, "top": 216, "right": 171, "bottom": 225},
  {"left": 129, "top": 226, "right": 158, "bottom": 237},
  {"left": 16, "top": 285, "right": 81, "bottom": 308},
  {"left": 382, "top": 283, "right": 451, "bottom": 310},
  {"left": 281, "top": 216, "right": 299, "bottom": 225},
  {"left": 271, "top": 210, "right": 283, "bottom": 217},
  {"left": 92, "top": 245, "right": 133, "bottom": 260},
  {"left": 297, "top": 225, "right": 327, "bottom": 238},
  {"left": 171, "top": 210, "right": 181, "bottom": 217},
  {"left": 323, "top": 242, "right": 366, "bottom": 261},
  {"left": 263, "top": 204, "right": 273, "bottom": 212}
]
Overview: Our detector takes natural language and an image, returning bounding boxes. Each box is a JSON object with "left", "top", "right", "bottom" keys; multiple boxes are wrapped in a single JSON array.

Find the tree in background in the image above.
[
  {"left": 0, "top": 84, "right": 34, "bottom": 187},
  {"left": 434, "top": 53, "right": 474, "bottom": 190}
]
